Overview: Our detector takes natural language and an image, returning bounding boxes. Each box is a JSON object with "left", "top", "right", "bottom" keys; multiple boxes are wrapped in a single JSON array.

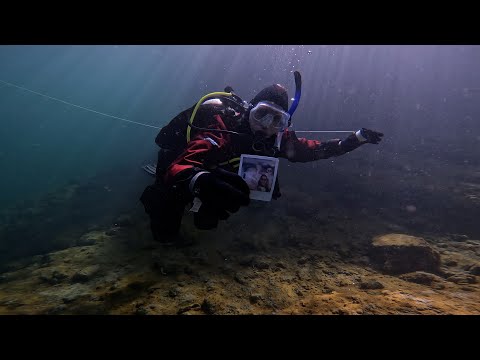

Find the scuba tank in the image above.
[{"left": 153, "top": 87, "right": 249, "bottom": 180}]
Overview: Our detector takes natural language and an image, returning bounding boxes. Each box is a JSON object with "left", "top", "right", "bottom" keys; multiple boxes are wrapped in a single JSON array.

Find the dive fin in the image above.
[{"left": 142, "top": 164, "right": 157, "bottom": 176}]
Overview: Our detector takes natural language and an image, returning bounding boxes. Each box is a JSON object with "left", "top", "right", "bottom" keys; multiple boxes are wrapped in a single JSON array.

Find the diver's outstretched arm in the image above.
[{"left": 279, "top": 128, "right": 384, "bottom": 162}]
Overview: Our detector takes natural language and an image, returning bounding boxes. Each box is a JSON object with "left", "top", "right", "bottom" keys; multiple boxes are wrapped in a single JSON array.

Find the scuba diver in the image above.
[{"left": 140, "top": 71, "right": 384, "bottom": 243}]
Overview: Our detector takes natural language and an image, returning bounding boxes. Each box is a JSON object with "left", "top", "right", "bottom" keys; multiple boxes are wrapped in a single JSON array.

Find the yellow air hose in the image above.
[{"left": 186, "top": 91, "right": 233, "bottom": 142}]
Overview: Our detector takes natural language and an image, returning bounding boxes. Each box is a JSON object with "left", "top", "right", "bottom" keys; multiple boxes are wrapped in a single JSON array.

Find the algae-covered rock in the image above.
[
  {"left": 77, "top": 231, "right": 106, "bottom": 246},
  {"left": 370, "top": 233, "right": 441, "bottom": 274},
  {"left": 71, "top": 265, "right": 101, "bottom": 283},
  {"left": 399, "top": 271, "right": 446, "bottom": 286}
]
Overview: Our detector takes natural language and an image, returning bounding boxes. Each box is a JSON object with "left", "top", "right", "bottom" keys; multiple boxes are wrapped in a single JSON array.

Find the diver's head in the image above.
[{"left": 248, "top": 84, "right": 290, "bottom": 137}]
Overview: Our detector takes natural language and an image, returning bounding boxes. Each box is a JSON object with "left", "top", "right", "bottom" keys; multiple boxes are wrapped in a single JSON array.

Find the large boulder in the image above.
[{"left": 370, "top": 233, "right": 441, "bottom": 274}]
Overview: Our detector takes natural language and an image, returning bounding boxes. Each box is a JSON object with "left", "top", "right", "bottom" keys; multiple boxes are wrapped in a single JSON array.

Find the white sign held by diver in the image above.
[{"left": 238, "top": 154, "right": 279, "bottom": 202}]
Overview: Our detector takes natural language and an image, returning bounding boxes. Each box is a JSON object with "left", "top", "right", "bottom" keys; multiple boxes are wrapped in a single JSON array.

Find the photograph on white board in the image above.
[{"left": 238, "top": 154, "right": 279, "bottom": 201}]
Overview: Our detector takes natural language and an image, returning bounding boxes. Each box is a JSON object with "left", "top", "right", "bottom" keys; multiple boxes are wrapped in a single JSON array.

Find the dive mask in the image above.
[{"left": 249, "top": 101, "right": 290, "bottom": 135}]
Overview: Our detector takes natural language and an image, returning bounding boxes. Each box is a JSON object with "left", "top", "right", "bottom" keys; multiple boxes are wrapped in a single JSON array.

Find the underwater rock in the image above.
[
  {"left": 460, "top": 264, "right": 473, "bottom": 271},
  {"left": 449, "top": 234, "right": 469, "bottom": 242},
  {"left": 167, "top": 287, "right": 180, "bottom": 298},
  {"left": 177, "top": 303, "right": 201, "bottom": 315},
  {"left": 77, "top": 237, "right": 97, "bottom": 247},
  {"left": 370, "top": 233, "right": 441, "bottom": 274},
  {"left": 234, "top": 273, "right": 248, "bottom": 285},
  {"left": 399, "top": 271, "right": 446, "bottom": 286},
  {"left": 446, "top": 273, "right": 477, "bottom": 284},
  {"left": 443, "top": 259, "right": 458, "bottom": 267},
  {"left": 178, "top": 293, "right": 197, "bottom": 307},
  {"left": 271, "top": 265, "right": 283, "bottom": 272},
  {"left": 0, "top": 299, "right": 25, "bottom": 309},
  {"left": 177, "top": 293, "right": 200, "bottom": 314},
  {"left": 105, "top": 228, "right": 120, "bottom": 236},
  {"left": 134, "top": 306, "right": 148, "bottom": 315},
  {"left": 39, "top": 270, "right": 68, "bottom": 285},
  {"left": 47, "top": 304, "right": 67, "bottom": 314},
  {"left": 71, "top": 265, "right": 101, "bottom": 283},
  {"left": 127, "top": 281, "right": 147, "bottom": 291},
  {"left": 359, "top": 280, "right": 384, "bottom": 290},
  {"left": 432, "top": 283, "right": 446, "bottom": 290},
  {"left": 279, "top": 275, "right": 296, "bottom": 283},
  {"left": 253, "top": 259, "right": 270, "bottom": 270},
  {"left": 322, "top": 286, "right": 334, "bottom": 294},
  {"left": 39, "top": 283, "right": 90, "bottom": 304},
  {"left": 201, "top": 298, "right": 217, "bottom": 314},
  {"left": 114, "top": 215, "right": 133, "bottom": 227},
  {"left": 452, "top": 243, "right": 478, "bottom": 254},
  {"left": 336, "top": 279, "right": 353, "bottom": 287},
  {"left": 238, "top": 257, "right": 269, "bottom": 269},
  {"left": 296, "top": 268, "right": 313, "bottom": 281},
  {"left": 77, "top": 231, "right": 105, "bottom": 246},
  {"left": 146, "top": 283, "right": 162, "bottom": 294},
  {"left": 460, "top": 286, "right": 476, "bottom": 292},
  {"left": 249, "top": 293, "right": 263, "bottom": 304},
  {"left": 469, "top": 265, "right": 480, "bottom": 276},
  {"left": 297, "top": 257, "right": 308, "bottom": 265},
  {"left": 205, "top": 280, "right": 215, "bottom": 292},
  {"left": 132, "top": 301, "right": 149, "bottom": 315}
]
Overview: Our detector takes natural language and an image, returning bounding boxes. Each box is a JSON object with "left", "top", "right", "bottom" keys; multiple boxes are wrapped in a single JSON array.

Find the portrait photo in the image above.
[{"left": 238, "top": 154, "right": 279, "bottom": 201}]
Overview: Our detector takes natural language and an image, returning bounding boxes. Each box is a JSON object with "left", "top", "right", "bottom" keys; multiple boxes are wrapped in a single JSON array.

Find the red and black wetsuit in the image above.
[{"left": 163, "top": 100, "right": 365, "bottom": 188}]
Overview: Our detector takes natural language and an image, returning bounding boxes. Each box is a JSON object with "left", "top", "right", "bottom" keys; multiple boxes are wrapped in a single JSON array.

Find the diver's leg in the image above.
[
  {"left": 149, "top": 205, "right": 184, "bottom": 243},
  {"left": 155, "top": 147, "right": 179, "bottom": 184},
  {"left": 140, "top": 184, "right": 185, "bottom": 243},
  {"left": 141, "top": 146, "right": 186, "bottom": 243}
]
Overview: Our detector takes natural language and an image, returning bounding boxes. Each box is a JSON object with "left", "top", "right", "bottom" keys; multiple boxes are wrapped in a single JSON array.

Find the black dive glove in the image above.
[
  {"left": 190, "top": 167, "right": 250, "bottom": 229},
  {"left": 356, "top": 128, "right": 384, "bottom": 144}
]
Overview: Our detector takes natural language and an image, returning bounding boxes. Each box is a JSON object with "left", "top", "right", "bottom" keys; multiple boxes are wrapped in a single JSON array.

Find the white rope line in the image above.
[
  {"left": 0, "top": 78, "right": 354, "bottom": 134},
  {"left": 0, "top": 79, "right": 161, "bottom": 129},
  {"left": 294, "top": 130, "right": 354, "bottom": 133}
]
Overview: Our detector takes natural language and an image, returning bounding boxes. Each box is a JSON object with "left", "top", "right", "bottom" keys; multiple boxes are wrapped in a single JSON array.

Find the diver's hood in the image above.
[
  {"left": 250, "top": 84, "right": 289, "bottom": 112},
  {"left": 248, "top": 72, "right": 302, "bottom": 152}
]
